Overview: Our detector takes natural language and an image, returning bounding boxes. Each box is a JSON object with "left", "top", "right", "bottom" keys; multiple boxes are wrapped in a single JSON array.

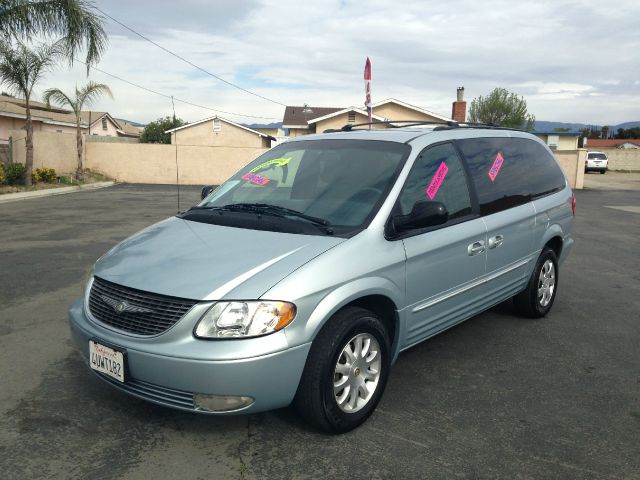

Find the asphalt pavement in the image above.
[{"left": 1, "top": 181, "right": 638, "bottom": 480}]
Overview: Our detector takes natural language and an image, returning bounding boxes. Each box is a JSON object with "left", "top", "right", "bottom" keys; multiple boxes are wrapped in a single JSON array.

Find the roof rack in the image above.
[{"left": 322, "top": 120, "right": 525, "bottom": 133}]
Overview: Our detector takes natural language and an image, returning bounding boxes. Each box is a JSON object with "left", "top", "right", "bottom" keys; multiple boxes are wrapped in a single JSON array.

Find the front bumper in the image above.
[{"left": 68, "top": 298, "right": 311, "bottom": 414}]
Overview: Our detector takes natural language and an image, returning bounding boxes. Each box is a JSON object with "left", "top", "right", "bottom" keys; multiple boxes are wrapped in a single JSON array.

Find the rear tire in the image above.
[
  {"left": 600, "top": 170, "right": 606, "bottom": 174},
  {"left": 294, "top": 306, "right": 390, "bottom": 433},
  {"left": 515, "top": 248, "right": 559, "bottom": 318}
]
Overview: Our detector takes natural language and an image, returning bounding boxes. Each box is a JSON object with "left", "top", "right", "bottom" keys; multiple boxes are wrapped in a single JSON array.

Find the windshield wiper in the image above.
[{"left": 221, "top": 203, "right": 330, "bottom": 227}]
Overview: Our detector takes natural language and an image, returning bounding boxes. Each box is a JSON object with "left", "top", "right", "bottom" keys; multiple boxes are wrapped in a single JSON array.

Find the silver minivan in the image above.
[{"left": 69, "top": 124, "right": 575, "bottom": 432}]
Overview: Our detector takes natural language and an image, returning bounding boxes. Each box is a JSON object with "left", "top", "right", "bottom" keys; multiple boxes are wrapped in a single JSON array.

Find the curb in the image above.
[{"left": 0, "top": 181, "right": 115, "bottom": 204}]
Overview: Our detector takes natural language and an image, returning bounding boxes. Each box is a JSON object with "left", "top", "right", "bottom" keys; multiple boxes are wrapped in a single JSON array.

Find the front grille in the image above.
[
  {"left": 88, "top": 276, "right": 198, "bottom": 336},
  {"left": 95, "top": 372, "right": 196, "bottom": 411}
]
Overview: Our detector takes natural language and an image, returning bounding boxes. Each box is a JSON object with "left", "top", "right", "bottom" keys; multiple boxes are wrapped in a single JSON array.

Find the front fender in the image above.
[{"left": 283, "top": 276, "right": 404, "bottom": 361}]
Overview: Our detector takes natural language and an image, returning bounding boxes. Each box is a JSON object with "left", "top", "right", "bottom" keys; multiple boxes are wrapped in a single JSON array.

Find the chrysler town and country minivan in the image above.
[{"left": 69, "top": 123, "right": 575, "bottom": 433}]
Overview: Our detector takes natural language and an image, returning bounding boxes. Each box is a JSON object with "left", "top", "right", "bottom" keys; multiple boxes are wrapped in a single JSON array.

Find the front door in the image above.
[{"left": 396, "top": 142, "right": 487, "bottom": 349}]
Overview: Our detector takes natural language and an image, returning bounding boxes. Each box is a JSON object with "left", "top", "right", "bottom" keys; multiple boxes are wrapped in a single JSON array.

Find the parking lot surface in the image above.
[{"left": 1, "top": 181, "right": 639, "bottom": 479}]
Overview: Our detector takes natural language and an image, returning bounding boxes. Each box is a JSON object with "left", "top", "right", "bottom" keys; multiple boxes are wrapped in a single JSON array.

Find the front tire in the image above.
[
  {"left": 515, "top": 247, "right": 559, "bottom": 318},
  {"left": 294, "top": 307, "right": 390, "bottom": 433}
]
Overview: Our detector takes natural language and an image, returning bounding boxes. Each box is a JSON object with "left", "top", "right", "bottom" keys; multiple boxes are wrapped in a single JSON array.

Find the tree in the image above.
[
  {"left": 602, "top": 126, "right": 610, "bottom": 139},
  {"left": 468, "top": 87, "right": 535, "bottom": 130},
  {"left": 615, "top": 127, "right": 640, "bottom": 139},
  {"left": 0, "top": 40, "right": 63, "bottom": 185},
  {"left": 44, "top": 81, "right": 113, "bottom": 178},
  {"left": 140, "top": 116, "right": 185, "bottom": 144},
  {"left": 0, "top": 0, "right": 107, "bottom": 70}
]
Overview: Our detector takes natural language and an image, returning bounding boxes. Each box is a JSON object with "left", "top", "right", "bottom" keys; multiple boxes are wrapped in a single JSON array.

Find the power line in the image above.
[
  {"left": 74, "top": 58, "right": 280, "bottom": 121},
  {"left": 95, "top": 7, "right": 286, "bottom": 107}
]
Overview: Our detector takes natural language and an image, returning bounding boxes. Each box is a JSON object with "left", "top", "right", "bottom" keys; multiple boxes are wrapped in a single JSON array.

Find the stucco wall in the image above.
[
  {"left": 85, "top": 142, "right": 267, "bottom": 185},
  {"left": 555, "top": 149, "right": 585, "bottom": 189},
  {"left": 314, "top": 112, "right": 372, "bottom": 132},
  {"left": 171, "top": 119, "right": 266, "bottom": 148},
  {"left": 535, "top": 134, "right": 579, "bottom": 150},
  {"left": 9, "top": 129, "right": 268, "bottom": 183},
  {"left": 287, "top": 127, "right": 312, "bottom": 137},
  {"left": 373, "top": 103, "right": 448, "bottom": 122},
  {"left": 10, "top": 128, "right": 79, "bottom": 173},
  {"left": 89, "top": 115, "right": 119, "bottom": 137},
  {"left": 604, "top": 149, "right": 640, "bottom": 171}
]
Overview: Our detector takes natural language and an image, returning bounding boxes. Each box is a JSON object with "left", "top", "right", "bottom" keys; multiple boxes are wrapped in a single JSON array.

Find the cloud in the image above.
[{"left": 37, "top": 0, "right": 640, "bottom": 125}]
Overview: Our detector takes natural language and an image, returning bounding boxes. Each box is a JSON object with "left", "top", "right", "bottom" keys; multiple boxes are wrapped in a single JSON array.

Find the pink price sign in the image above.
[
  {"left": 425, "top": 162, "right": 449, "bottom": 200},
  {"left": 488, "top": 152, "right": 504, "bottom": 182},
  {"left": 241, "top": 173, "right": 270, "bottom": 186}
]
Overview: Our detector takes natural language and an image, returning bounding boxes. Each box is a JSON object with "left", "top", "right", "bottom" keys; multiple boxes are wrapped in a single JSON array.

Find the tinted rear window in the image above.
[
  {"left": 456, "top": 137, "right": 565, "bottom": 215},
  {"left": 588, "top": 153, "right": 607, "bottom": 160}
]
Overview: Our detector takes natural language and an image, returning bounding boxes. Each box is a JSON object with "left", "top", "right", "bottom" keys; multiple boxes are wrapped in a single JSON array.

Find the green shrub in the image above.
[
  {"left": 34, "top": 167, "right": 57, "bottom": 183},
  {"left": 31, "top": 170, "right": 41, "bottom": 183},
  {"left": 0, "top": 163, "right": 5, "bottom": 184},
  {"left": 6, "top": 163, "right": 26, "bottom": 185}
]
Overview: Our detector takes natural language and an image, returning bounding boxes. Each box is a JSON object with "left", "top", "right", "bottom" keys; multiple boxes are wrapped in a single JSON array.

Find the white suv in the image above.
[{"left": 585, "top": 151, "right": 608, "bottom": 174}]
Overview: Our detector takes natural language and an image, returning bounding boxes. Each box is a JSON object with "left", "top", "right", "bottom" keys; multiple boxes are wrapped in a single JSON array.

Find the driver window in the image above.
[{"left": 398, "top": 143, "right": 472, "bottom": 220}]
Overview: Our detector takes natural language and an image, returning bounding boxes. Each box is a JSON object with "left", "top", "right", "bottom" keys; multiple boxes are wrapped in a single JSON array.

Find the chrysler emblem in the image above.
[
  {"left": 114, "top": 301, "right": 127, "bottom": 313},
  {"left": 100, "top": 295, "right": 154, "bottom": 314}
]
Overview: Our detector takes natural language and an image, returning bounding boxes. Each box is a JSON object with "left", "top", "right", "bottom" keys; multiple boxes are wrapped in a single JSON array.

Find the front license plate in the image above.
[{"left": 89, "top": 340, "right": 125, "bottom": 382}]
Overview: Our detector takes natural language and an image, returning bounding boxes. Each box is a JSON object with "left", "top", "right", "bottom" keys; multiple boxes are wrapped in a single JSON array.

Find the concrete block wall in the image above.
[{"left": 604, "top": 149, "right": 640, "bottom": 171}]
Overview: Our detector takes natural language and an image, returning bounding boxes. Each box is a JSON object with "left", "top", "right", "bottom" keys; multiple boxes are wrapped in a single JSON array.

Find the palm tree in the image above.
[
  {"left": 0, "top": 0, "right": 107, "bottom": 70},
  {"left": 44, "top": 81, "right": 112, "bottom": 178},
  {"left": 0, "top": 40, "right": 64, "bottom": 185}
]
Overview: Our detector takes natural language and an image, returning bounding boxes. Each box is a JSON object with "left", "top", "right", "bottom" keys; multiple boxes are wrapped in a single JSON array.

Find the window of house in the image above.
[
  {"left": 213, "top": 119, "right": 222, "bottom": 132},
  {"left": 348, "top": 111, "right": 356, "bottom": 123},
  {"left": 102, "top": 117, "right": 107, "bottom": 130},
  {"left": 397, "top": 143, "right": 472, "bottom": 221}
]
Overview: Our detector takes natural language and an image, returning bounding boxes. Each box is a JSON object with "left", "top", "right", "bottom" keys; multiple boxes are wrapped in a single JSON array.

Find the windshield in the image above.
[{"left": 189, "top": 139, "right": 410, "bottom": 236}]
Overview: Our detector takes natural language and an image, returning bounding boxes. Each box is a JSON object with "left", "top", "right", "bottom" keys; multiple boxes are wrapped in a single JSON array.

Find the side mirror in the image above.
[
  {"left": 393, "top": 201, "right": 448, "bottom": 232},
  {"left": 201, "top": 185, "right": 215, "bottom": 200}
]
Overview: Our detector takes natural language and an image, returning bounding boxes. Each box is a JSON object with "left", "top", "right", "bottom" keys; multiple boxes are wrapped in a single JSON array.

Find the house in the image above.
[
  {"left": 282, "top": 93, "right": 461, "bottom": 137},
  {"left": 584, "top": 139, "right": 640, "bottom": 149},
  {"left": 165, "top": 115, "right": 274, "bottom": 148},
  {"left": 533, "top": 131, "right": 581, "bottom": 150},
  {"left": 0, "top": 94, "right": 141, "bottom": 141}
]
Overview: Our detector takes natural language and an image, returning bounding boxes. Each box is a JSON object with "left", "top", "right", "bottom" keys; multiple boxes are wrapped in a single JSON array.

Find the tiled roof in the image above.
[
  {"left": 586, "top": 139, "right": 640, "bottom": 148},
  {"left": 282, "top": 106, "right": 342, "bottom": 127}
]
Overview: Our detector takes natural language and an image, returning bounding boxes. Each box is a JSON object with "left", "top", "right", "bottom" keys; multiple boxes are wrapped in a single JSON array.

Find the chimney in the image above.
[{"left": 452, "top": 86, "right": 466, "bottom": 123}]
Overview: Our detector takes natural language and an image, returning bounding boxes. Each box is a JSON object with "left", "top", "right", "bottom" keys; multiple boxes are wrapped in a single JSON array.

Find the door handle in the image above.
[
  {"left": 488, "top": 235, "right": 504, "bottom": 249},
  {"left": 468, "top": 241, "right": 485, "bottom": 256}
]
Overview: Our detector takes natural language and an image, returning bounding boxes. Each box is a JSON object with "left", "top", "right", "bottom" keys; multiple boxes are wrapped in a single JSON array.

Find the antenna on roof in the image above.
[{"left": 172, "top": 96, "right": 180, "bottom": 213}]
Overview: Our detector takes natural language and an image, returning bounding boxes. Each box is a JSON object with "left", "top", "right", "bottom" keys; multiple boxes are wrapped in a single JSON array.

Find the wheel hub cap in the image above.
[
  {"left": 537, "top": 259, "right": 556, "bottom": 307},
  {"left": 333, "top": 333, "right": 381, "bottom": 413}
]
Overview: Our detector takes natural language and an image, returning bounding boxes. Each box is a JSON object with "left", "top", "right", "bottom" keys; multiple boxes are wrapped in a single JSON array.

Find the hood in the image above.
[{"left": 95, "top": 217, "right": 345, "bottom": 300}]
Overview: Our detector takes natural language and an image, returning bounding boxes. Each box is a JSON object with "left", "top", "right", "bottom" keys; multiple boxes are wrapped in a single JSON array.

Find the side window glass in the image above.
[
  {"left": 457, "top": 137, "right": 565, "bottom": 215},
  {"left": 398, "top": 143, "right": 472, "bottom": 221}
]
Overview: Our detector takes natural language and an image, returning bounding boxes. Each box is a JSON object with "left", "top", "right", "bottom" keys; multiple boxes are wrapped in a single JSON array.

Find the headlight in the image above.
[{"left": 194, "top": 301, "right": 296, "bottom": 338}]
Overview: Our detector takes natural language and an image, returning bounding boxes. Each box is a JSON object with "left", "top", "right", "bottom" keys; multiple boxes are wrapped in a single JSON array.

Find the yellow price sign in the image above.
[{"left": 250, "top": 157, "right": 291, "bottom": 173}]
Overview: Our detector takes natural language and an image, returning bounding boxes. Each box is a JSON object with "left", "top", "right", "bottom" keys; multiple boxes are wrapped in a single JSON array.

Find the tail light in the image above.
[{"left": 571, "top": 192, "right": 576, "bottom": 216}]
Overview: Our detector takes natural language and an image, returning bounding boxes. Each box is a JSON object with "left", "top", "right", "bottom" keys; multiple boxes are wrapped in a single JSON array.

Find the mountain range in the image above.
[{"left": 533, "top": 121, "right": 640, "bottom": 134}]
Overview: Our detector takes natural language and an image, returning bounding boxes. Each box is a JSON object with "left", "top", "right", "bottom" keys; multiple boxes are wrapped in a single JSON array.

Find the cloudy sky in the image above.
[{"left": 39, "top": 0, "right": 640, "bottom": 126}]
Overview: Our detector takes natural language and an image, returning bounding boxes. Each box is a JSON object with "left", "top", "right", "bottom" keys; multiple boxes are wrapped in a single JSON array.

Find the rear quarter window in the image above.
[{"left": 456, "top": 137, "right": 566, "bottom": 215}]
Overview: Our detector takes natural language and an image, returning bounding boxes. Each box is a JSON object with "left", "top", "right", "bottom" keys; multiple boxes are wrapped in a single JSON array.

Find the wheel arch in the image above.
[{"left": 301, "top": 278, "right": 403, "bottom": 363}]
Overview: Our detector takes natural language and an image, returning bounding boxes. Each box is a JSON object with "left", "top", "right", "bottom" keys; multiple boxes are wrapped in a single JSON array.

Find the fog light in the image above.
[{"left": 194, "top": 394, "right": 255, "bottom": 412}]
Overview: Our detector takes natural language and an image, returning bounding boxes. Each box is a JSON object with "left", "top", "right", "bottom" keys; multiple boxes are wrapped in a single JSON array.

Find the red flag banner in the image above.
[{"left": 364, "top": 57, "right": 372, "bottom": 127}]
